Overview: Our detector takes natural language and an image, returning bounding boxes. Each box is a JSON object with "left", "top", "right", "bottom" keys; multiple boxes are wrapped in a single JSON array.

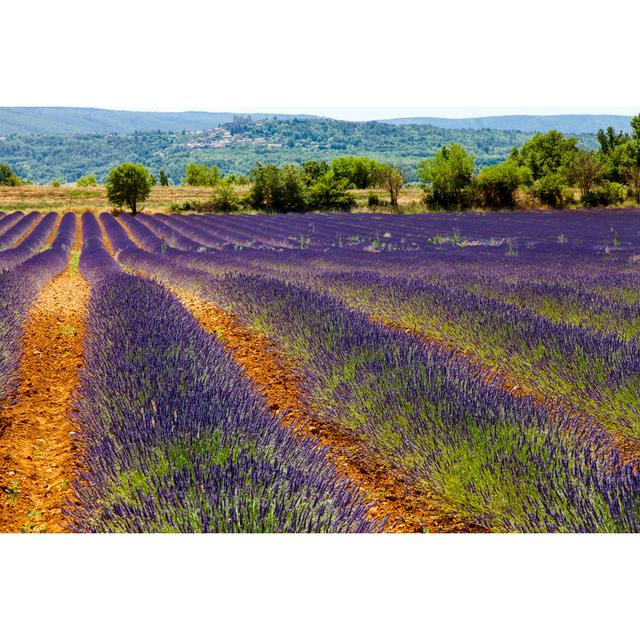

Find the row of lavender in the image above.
[
  {"left": 159, "top": 209, "right": 640, "bottom": 252},
  {"left": 103, "top": 213, "right": 640, "bottom": 532},
  {"left": 69, "top": 213, "right": 376, "bottom": 532},
  {"left": 0, "top": 213, "right": 75, "bottom": 403},
  {"left": 149, "top": 213, "right": 640, "bottom": 445}
]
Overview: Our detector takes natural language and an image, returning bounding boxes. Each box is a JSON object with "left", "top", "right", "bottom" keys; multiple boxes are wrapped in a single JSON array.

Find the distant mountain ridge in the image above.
[
  {"left": 0, "top": 107, "right": 320, "bottom": 135},
  {"left": 379, "top": 114, "right": 634, "bottom": 134},
  {"left": 0, "top": 107, "right": 634, "bottom": 136}
]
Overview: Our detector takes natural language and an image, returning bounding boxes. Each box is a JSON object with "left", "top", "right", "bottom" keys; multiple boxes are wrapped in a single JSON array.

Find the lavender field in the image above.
[{"left": 2, "top": 208, "right": 640, "bottom": 533}]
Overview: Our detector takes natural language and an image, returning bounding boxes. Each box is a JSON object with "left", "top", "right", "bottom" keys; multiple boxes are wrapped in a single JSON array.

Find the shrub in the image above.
[
  {"left": 183, "top": 163, "right": 221, "bottom": 187},
  {"left": 210, "top": 181, "right": 240, "bottom": 212},
  {"left": 248, "top": 163, "right": 307, "bottom": 212},
  {"left": 306, "top": 173, "right": 356, "bottom": 211},
  {"left": 531, "top": 173, "right": 567, "bottom": 207},
  {"left": 417, "top": 144, "right": 475, "bottom": 210},
  {"left": 77, "top": 174, "right": 97, "bottom": 187},
  {"left": 476, "top": 161, "right": 531, "bottom": 209},
  {"left": 582, "top": 181, "right": 627, "bottom": 207},
  {"left": 0, "top": 163, "right": 24, "bottom": 186}
]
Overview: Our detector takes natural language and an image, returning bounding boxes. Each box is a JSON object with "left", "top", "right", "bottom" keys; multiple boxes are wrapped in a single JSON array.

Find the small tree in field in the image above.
[
  {"left": 373, "top": 163, "right": 404, "bottom": 207},
  {"left": 106, "top": 163, "right": 152, "bottom": 215}
]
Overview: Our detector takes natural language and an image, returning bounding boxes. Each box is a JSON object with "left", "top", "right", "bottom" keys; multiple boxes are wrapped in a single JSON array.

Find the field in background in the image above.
[
  {"left": 1, "top": 184, "right": 634, "bottom": 215},
  {"left": 0, "top": 184, "right": 426, "bottom": 214}
]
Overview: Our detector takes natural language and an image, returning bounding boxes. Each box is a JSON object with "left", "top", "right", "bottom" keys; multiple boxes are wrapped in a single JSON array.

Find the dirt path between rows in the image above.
[
  {"left": 174, "top": 288, "right": 481, "bottom": 533},
  {"left": 0, "top": 218, "right": 88, "bottom": 533}
]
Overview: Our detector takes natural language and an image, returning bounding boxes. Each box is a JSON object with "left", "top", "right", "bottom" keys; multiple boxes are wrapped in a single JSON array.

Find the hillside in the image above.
[
  {"left": 0, "top": 107, "right": 320, "bottom": 135},
  {"left": 380, "top": 114, "right": 634, "bottom": 134},
  {"left": 0, "top": 107, "right": 634, "bottom": 137},
  {"left": 0, "top": 118, "right": 598, "bottom": 184}
]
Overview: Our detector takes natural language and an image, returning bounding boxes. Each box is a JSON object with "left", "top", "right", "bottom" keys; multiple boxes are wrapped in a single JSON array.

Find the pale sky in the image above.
[{"left": 3, "top": 0, "right": 639, "bottom": 119}]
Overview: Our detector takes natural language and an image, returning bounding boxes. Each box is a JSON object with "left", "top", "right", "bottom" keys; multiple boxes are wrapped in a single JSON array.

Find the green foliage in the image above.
[
  {"left": 611, "top": 139, "right": 640, "bottom": 201},
  {"left": 158, "top": 169, "right": 169, "bottom": 186},
  {"left": 301, "top": 160, "right": 330, "bottom": 184},
  {"left": 105, "top": 163, "right": 152, "bottom": 215},
  {"left": 331, "top": 156, "right": 379, "bottom": 188},
  {"left": 306, "top": 173, "right": 356, "bottom": 211},
  {"left": 0, "top": 120, "right": 552, "bottom": 184},
  {"left": 372, "top": 163, "right": 405, "bottom": 207},
  {"left": 476, "top": 161, "right": 531, "bottom": 209},
  {"left": 0, "top": 162, "right": 24, "bottom": 185},
  {"left": 568, "top": 149, "right": 603, "bottom": 202},
  {"left": 512, "top": 130, "right": 578, "bottom": 180},
  {"left": 531, "top": 173, "right": 567, "bottom": 208},
  {"left": 183, "top": 162, "right": 221, "bottom": 186},
  {"left": 417, "top": 144, "right": 475, "bottom": 210},
  {"left": 51, "top": 180, "right": 61, "bottom": 188},
  {"left": 582, "top": 181, "right": 626, "bottom": 207},
  {"left": 76, "top": 174, "right": 97, "bottom": 186},
  {"left": 248, "top": 163, "right": 307, "bottom": 212},
  {"left": 210, "top": 180, "right": 240, "bottom": 212},
  {"left": 596, "top": 126, "right": 629, "bottom": 157}
]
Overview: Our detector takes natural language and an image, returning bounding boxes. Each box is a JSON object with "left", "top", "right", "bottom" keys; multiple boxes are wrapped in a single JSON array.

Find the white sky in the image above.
[{"left": 2, "top": 0, "right": 639, "bottom": 119}]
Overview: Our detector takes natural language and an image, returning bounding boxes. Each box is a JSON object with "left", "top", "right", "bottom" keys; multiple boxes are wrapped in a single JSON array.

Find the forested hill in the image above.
[
  {"left": 380, "top": 114, "right": 634, "bottom": 134},
  {"left": 0, "top": 107, "right": 633, "bottom": 136},
  {"left": 0, "top": 117, "right": 597, "bottom": 184},
  {"left": 0, "top": 107, "right": 320, "bottom": 135}
]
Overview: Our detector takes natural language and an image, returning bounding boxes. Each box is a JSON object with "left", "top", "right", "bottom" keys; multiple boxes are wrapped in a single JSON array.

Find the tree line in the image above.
[{"left": 2, "top": 114, "right": 640, "bottom": 213}]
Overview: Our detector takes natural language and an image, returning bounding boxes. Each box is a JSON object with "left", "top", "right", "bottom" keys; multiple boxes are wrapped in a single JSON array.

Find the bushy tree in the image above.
[
  {"left": 248, "top": 163, "right": 306, "bottom": 212},
  {"left": 373, "top": 163, "right": 404, "bottom": 207},
  {"left": 159, "top": 170, "right": 169, "bottom": 186},
  {"left": 0, "top": 163, "right": 24, "bottom": 186},
  {"left": 183, "top": 163, "right": 221, "bottom": 186},
  {"left": 531, "top": 173, "right": 567, "bottom": 208},
  {"left": 511, "top": 130, "right": 578, "bottom": 180},
  {"left": 476, "top": 161, "right": 531, "bottom": 209},
  {"left": 301, "top": 160, "right": 330, "bottom": 184},
  {"left": 106, "top": 163, "right": 152, "bottom": 215},
  {"left": 417, "top": 144, "right": 475, "bottom": 210},
  {"left": 332, "top": 156, "right": 378, "bottom": 188},
  {"left": 210, "top": 180, "right": 240, "bottom": 212},
  {"left": 612, "top": 140, "right": 640, "bottom": 202},
  {"left": 306, "top": 173, "right": 356, "bottom": 211},
  {"left": 76, "top": 174, "right": 97, "bottom": 187},
  {"left": 568, "top": 149, "right": 603, "bottom": 203}
]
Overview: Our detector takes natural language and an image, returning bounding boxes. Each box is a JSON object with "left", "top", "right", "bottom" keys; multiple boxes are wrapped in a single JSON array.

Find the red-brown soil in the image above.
[
  {"left": 174, "top": 289, "right": 482, "bottom": 533},
  {"left": 0, "top": 219, "right": 87, "bottom": 533}
]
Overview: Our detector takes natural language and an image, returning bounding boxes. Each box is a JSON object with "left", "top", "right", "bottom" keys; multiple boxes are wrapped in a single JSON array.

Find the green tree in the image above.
[
  {"left": 568, "top": 149, "right": 603, "bottom": 202},
  {"left": 373, "top": 163, "right": 404, "bottom": 207},
  {"left": 0, "top": 163, "right": 24, "bottom": 186},
  {"left": 248, "top": 163, "right": 307, "bottom": 212},
  {"left": 301, "top": 160, "right": 330, "bottom": 184},
  {"left": 106, "top": 163, "right": 152, "bottom": 215},
  {"left": 183, "top": 163, "right": 221, "bottom": 186},
  {"left": 210, "top": 180, "right": 240, "bottom": 212},
  {"left": 531, "top": 173, "right": 567, "bottom": 208},
  {"left": 417, "top": 144, "right": 475, "bottom": 210},
  {"left": 476, "top": 161, "right": 531, "bottom": 209},
  {"left": 332, "top": 156, "right": 378, "bottom": 188},
  {"left": 612, "top": 140, "right": 640, "bottom": 202},
  {"left": 76, "top": 174, "right": 97, "bottom": 187},
  {"left": 306, "top": 173, "right": 356, "bottom": 211},
  {"left": 159, "top": 170, "right": 170, "bottom": 186},
  {"left": 511, "top": 130, "right": 578, "bottom": 180},
  {"left": 596, "top": 126, "right": 629, "bottom": 157}
]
